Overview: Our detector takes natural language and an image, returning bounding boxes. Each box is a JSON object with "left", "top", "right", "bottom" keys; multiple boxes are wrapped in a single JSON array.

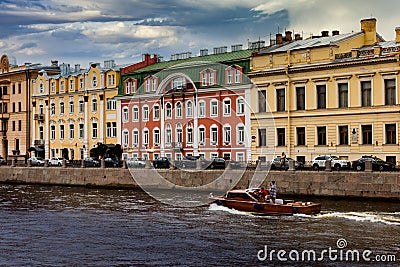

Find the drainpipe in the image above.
[{"left": 285, "top": 66, "right": 291, "bottom": 158}]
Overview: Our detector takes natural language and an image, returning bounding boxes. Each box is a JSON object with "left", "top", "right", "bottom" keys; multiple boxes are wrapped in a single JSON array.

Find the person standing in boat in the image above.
[{"left": 269, "top": 181, "right": 277, "bottom": 203}]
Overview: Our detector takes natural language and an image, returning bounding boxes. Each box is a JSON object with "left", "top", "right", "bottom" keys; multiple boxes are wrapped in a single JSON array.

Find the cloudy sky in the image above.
[{"left": 1, "top": 0, "right": 400, "bottom": 68}]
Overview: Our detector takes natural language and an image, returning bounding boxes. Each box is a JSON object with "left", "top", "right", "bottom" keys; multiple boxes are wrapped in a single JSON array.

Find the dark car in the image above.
[
  {"left": 0, "top": 156, "right": 6, "bottom": 165},
  {"left": 270, "top": 156, "right": 303, "bottom": 170},
  {"left": 176, "top": 155, "right": 201, "bottom": 169},
  {"left": 352, "top": 156, "right": 395, "bottom": 171},
  {"left": 104, "top": 157, "right": 121, "bottom": 167},
  {"left": 202, "top": 157, "right": 226, "bottom": 169},
  {"left": 84, "top": 157, "right": 100, "bottom": 167},
  {"left": 153, "top": 157, "right": 171, "bottom": 168}
]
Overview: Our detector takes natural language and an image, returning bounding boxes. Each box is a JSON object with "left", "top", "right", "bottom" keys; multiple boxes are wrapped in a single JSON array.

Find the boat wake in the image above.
[
  {"left": 317, "top": 212, "right": 400, "bottom": 225},
  {"left": 208, "top": 203, "right": 255, "bottom": 216}
]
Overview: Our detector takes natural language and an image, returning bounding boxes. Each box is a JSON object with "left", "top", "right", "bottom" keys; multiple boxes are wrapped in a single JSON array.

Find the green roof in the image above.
[{"left": 129, "top": 49, "right": 256, "bottom": 74}]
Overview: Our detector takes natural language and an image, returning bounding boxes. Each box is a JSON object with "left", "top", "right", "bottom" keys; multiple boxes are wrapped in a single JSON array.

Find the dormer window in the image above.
[
  {"left": 200, "top": 69, "right": 216, "bottom": 87},
  {"left": 225, "top": 65, "right": 242, "bottom": 84},
  {"left": 144, "top": 76, "right": 158, "bottom": 92},
  {"left": 92, "top": 75, "right": 98, "bottom": 87},
  {"left": 39, "top": 82, "right": 44, "bottom": 93}
]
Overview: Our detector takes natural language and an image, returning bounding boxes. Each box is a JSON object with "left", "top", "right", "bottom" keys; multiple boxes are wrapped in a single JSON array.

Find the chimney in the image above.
[
  {"left": 143, "top": 54, "right": 151, "bottom": 64},
  {"left": 51, "top": 60, "right": 58, "bottom": 67},
  {"left": 360, "top": 18, "right": 377, "bottom": 46},
  {"left": 396, "top": 27, "right": 400, "bottom": 43},
  {"left": 276, "top": 33, "right": 283, "bottom": 44},
  {"left": 74, "top": 64, "right": 80, "bottom": 72},
  {"left": 321, "top": 31, "right": 329, "bottom": 37},
  {"left": 332, "top": 30, "right": 340, "bottom": 36},
  {"left": 294, "top": 34, "right": 301, "bottom": 41},
  {"left": 285, "top": 31, "right": 292, "bottom": 41}
]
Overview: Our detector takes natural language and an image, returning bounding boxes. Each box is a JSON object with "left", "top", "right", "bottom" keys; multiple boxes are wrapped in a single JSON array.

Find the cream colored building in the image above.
[
  {"left": 249, "top": 18, "right": 400, "bottom": 164},
  {"left": 32, "top": 61, "right": 122, "bottom": 160}
]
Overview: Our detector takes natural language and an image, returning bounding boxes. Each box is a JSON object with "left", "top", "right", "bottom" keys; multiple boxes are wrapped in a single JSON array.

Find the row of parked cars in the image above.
[
  {"left": 26, "top": 157, "right": 122, "bottom": 167},
  {"left": 270, "top": 155, "right": 396, "bottom": 171}
]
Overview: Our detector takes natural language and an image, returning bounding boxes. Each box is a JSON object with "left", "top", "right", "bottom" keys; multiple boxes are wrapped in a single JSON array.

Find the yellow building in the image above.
[
  {"left": 249, "top": 18, "right": 400, "bottom": 164},
  {"left": 32, "top": 60, "right": 122, "bottom": 160}
]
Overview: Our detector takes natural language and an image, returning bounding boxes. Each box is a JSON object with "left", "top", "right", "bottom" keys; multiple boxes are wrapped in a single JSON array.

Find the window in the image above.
[
  {"left": 187, "top": 127, "right": 193, "bottom": 144},
  {"left": 80, "top": 78, "right": 84, "bottom": 89},
  {"left": 92, "top": 122, "right": 98, "bottom": 138},
  {"left": 132, "top": 130, "right": 139, "bottom": 146},
  {"left": 122, "top": 107, "right": 129, "bottom": 122},
  {"left": 210, "top": 100, "right": 218, "bottom": 117},
  {"left": 152, "top": 78, "right": 157, "bottom": 91},
  {"left": 39, "top": 104, "right": 44, "bottom": 115},
  {"left": 166, "top": 127, "right": 172, "bottom": 145},
  {"left": 70, "top": 79, "right": 74, "bottom": 91},
  {"left": 145, "top": 79, "right": 150, "bottom": 92},
  {"left": 339, "top": 126, "right": 349, "bottom": 145},
  {"left": 51, "top": 82, "right": 55, "bottom": 93},
  {"left": 176, "top": 127, "right": 183, "bottom": 143},
  {"left": 18, "top": 84, "right": 21, "bottom": 94},
  {"left": 317, "top": 85, "right": 326, "bottom": 109},
  {"left": 79, "top": 124, "right": 84, "bottom": 139},
  {"left": 39, "top": 82, "right": 44, "bottom": 93},
  {"left": 276, "top": 88, "right": 285, "bottom": 111},
  {"left": 237, "top": 126, "right": 245, "bottom": 144},
  {"left": 18, "top": 120, "right": 21, "bottom": 131},
  {"left": 106, "top": 122, "right": 114, "bottom": 138},
  {"left": 12, "top": 103, "right": 15, "bottom": 113},
  {"left": 210, "top": 72, "right": 215, "bottom": 85},
  {"left": 237, "top": 98, "right": 245, "bottom": 115},
  {"left": 78, "top": 99, "right": 84, "bottom": 113},
  {"left": 385, "top": 79, "right": 396, "bottom": 105},
  {"left": 211, "top": 126, "right": 218, "bottom": 144},
  {"left": 39, "top": 126, "right": 43, "bottom": 139},
  {"left": 92, "top": 98, "right": 97, "bottom": 112},
  {"left": 223, "top": 126, "right": 231, "bottom": 144},
  {"left": 338, "top": 83, "right": 348, "bottom": 108},
  {"left": 166, "top": 103, "right": 172, "bottom": 119},
  {"left": 123, "top": 130, "right": 129, "bottom": 147},
  {"left": 153, "top": 105, "right": 160, "bottom": 120},
  {"left": 362, "top": 125, "right": 372, "bottom": 144},
  {"left": 385, "top": 124, "right": 396, "bottom": 144},
  {"left": 69, "top": 124, "right": 74, "bottom": 139},
  {"left": 175, "top": 102, "right": 182, "bottom": 118},
  {"left": 202, "top": 73, "right": 207, "bottom": 86},
  {"left": 236, "top": 152, "right": 245, "bottom": 162},
  {"left": 108, "top": 74, "right": 115, "bottom": 86},
  {"left": 317, "top": 126, "right": 326, "bottom": 145},
  {"left": 133, "top": 106, "right": 139, "bottom": 121},
  {"left": 361, "top": 81, "right": 372, "bottom": 107},
  {"left": 235, "top": 69, "right": 241, "bottom": 83},
  {"left": 60, "top": 125, "right": 65, "bottom": 139},
  {"left": 12, "top": 121, "right": 15, "bottom": 131},
  {"left": 92, "top": 75, "right": 98, "bottom": 87},
  {"left": 199, "top": 101, "right": 206, "bottom": 117},
  {"left": 227, "top": 69, "right": 233, "bottom": 84},
  {"left": 277, "top": 128, "right": 285, "bottom": 146},
  {"left": 199, "top": 127, "right": 205, "bottom": 145},
  {"left": 50, "top": 103, "right": 55, "bottom": 115},
  {"left": 143, "top": 129, "right": 149, "bottom": 145},
  {"left": 106, "top": 99, "right": 116, "bottom": 110},
  {"left": 223, "top": 99, "right": 231, "bottom": 116},
  {"left": 60, "top": 100, "right": 64, "bottom": 115},
  {"left": 186, "top": 101, "right": 193, "bottom": 117},
  {"left": 60, "top": 81, "right": 65, "bottom": 91},
  {"left": 143, "top": 106, "right": 149, "bottom": 121},
  {"left": 258, "top": 128, "right": 266, "bottom": 147},
  {"left": 112, "top": 122, "right": 117, "bottom": 138},
  {"left": 297, "top": 127, "right": 305, "bottom": 146},
  {"left": 258, "top": 90, "right": 266, "bottom": 112},
  {"left": 50, "top": 125, "right": 56, "bottom": 140},
  {"left": 69, "top": 98, "right": 74, "bottom": 113},
  {"left": 296, "top": 87, "right": 305, "bottom": 110},
  {"left": 125, "top": 81, "right": 131, "bottom": 94},
  {"left": 154, "top": 129, "right": 160, "bottom": 145},
  {"left": 173, "top": 77, "right": 185, "bottom": 90}
]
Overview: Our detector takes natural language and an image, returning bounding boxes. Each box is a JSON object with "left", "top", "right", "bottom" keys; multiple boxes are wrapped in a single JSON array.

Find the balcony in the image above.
[
  {"left": 34, "top": 114, "right": 45, "bottom": 121},
  {"left": 34, "top": 139, "right": 44, "bottom": 146}
]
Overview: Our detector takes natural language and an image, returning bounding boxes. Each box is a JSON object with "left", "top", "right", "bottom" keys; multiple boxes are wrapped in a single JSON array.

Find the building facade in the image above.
[
  {"left": 0, "top": 54, "right": 59, "bottom": 161},
  {"left": 117, "top": 48, "right": 256, "bottom": 161},
  {"left": 249, "top": 18, "right": 400, "bottom": 163},
  {"left": 31, "top": 60, "right": 123, "bottom": 160}
]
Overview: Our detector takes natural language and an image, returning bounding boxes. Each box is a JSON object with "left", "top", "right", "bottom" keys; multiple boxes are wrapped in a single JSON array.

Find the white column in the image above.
[
  {"left": 245, "top": 87, "right": 252, "bottom": 161},
  {"left": 160, "top": 97, "right": 165, "bottom": 157},
  {"left": 193, "top": 94, "right": 199, "bottom": 155},
  {"left": 31, "top": 104, "right": 36, "bottom": 147},
  {"left": 45, "top": 101, "right": 50, "bottom": 159},
  {"left": 84, "top": 96, "right": 89, "bottom": 158},
  {"left": 116, "top": 99, "right": 122, "bottom": 145},
  {"left": 99, "top": 95, "right": 104, "bottom": 143}
]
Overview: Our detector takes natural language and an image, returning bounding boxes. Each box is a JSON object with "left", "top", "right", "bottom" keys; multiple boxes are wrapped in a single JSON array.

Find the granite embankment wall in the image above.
[{"left": 0, "top": 167, "right": 399, "bottom": 199}]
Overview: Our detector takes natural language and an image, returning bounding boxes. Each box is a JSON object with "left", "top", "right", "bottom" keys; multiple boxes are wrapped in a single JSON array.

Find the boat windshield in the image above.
[{"left": 226, "top": 192, "right": 253, "bottom": 200}]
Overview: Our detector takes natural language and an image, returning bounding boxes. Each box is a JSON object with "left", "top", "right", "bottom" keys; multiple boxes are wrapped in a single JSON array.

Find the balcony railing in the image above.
[
  {"left": 34, "top": 139, "right": 44, "bottom": 146},
  {"left": 34, "top": 114, "right": 44, "bottom": 121}
]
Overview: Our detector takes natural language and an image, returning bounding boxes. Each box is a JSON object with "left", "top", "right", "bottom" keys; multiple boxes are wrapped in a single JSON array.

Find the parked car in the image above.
[
  {"left": 176, "top": 155, "right": 201, "bottom": 169},
  {"left": 229, "top": 160, "right": 247, "bottom": 169},
  {"left": 0, "top": 156, "right": 6, "bottom": 165},
  {"left": 352, "top": 156, "right": 395, "bottom": 171},
  {"left": 29, "top": 157, "right": 45, "bottom": 166},
  {"left": 201, "top": 157, "right": 226, "bottom": 169},
  {"left": 104, "top": 157, "right": 121, "bottom": 167},
  {"left": 312, "top": 155, "right": 351, "bottom": 171},
  {"left": 153, "top": 157, "right": 171, "bottom": 168},
  {"left": 84, "top": 157, "right": 100, "bottom": 167},
  {"left": 49, "top": 157, "right": 69, "bottom": 166},
  {"left": 270, "top": 156, "right": 304, "bottom": 170},
  {"left": 126, "top": 157, "right": 146, "bottom": 168}
]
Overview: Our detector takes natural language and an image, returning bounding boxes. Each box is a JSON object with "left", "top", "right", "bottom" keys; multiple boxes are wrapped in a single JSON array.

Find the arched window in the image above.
[
  {"left": 166, "top": 102, "right": 172, "bottom": 119},
  {"left": 176, "top": 102, "right": 182, "bottom": 118},
  {"left": 186, "top": 101, "right": 193, "bottom": 118}
]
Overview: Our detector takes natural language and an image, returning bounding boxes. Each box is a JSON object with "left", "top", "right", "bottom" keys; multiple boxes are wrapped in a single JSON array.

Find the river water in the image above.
[{"left": 0, "top": 184, "right": 399, "bottom": 267}]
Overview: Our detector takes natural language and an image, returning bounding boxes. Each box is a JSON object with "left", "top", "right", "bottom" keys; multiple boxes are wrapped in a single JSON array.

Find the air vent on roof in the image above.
[
  {"left": 104, "top": 59, "right": 115, "bottom": 68},
  {"left": 213, "top": 46, "right": 228, "bottom": 54},
  {"left": 171, "top": 52, "right": 192, "bottom": 60},
  {"left": 249, "top": 40, "right": 266, "bottom": 49},
  {"left": 231, "top": 44, "right": 243, "bottom": 52},
  {"left": 200, "top": 49, "right": 208, "bottom": 57}
]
